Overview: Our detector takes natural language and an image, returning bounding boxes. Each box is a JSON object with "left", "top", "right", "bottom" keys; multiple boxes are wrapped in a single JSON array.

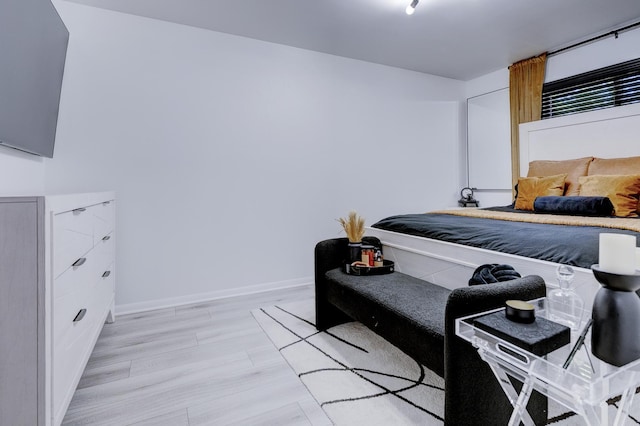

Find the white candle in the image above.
[{"left": 599, "top": 233, "right": 637, "bottom": 275}]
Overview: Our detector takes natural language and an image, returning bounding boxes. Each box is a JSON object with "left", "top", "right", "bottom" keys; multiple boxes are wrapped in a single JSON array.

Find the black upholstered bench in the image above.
[
  {"left": 315, "top": 237, "right": 549, "bottom": 426},
  {"left": 324, "top": 268, "right": 450, "bottom": 376}
]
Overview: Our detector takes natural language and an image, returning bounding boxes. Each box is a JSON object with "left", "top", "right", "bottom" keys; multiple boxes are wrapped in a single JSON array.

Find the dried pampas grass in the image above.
[{"left": 338, "top": 211, "right": 365, "bottom": 243}]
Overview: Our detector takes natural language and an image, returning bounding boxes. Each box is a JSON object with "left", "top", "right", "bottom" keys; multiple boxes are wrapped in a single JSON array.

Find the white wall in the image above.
[
  {"left": 464, "top": 26, "right": 640, "bottom": 207},
  {"left": 545, "top": 26, "right": 640, "bottom": 82},
  {"left": 0, "top": 147, "right": 45, "bottom": 195},
  {"left": 47, "top": 2, "right": 464, "bottom": 310}
]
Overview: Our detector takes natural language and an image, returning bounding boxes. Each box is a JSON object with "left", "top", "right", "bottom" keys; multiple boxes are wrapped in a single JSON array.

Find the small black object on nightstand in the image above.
[{"left": 458, "top": 187, "right": 479, "bottom": 207}]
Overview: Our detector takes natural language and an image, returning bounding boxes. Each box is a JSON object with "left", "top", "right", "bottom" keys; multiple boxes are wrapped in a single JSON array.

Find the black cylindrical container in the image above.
[
  {"left": 347, "top": 242, "right": 362, "bottom": 264},
  {"left": 590, "top": 265, "right": 640, "bottom": 366},
  {"left": 591, "top": 287, "right": 640, "bottom": 366}
]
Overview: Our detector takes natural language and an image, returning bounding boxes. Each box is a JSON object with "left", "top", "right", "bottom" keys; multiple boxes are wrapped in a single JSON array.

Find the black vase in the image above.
[
  {"left": 591, "top": 265, "right": 640, "bottom": 366},
  {"left": 347, "top": 242, "right": 362, "bottom": 264}
]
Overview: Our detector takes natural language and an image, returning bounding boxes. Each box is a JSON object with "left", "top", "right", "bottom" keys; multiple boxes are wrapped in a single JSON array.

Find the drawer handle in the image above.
[
  {"left": 103, "top": 201, "right": 111, "bottom": 205},
  {"left": 73, "top": 207, "right": 87, "bottom": 213},
  {"left": 73, "top": 309, "right": 87, "bottom": 323},
  {"left": 72, "top": 257, "right": 87, "bottom": 267},
  {"left": 102, "top": 235, "right": 111, "bottom": 241},
  {"left": 102, "top": 270, "right": 111, "bottom": 278}
]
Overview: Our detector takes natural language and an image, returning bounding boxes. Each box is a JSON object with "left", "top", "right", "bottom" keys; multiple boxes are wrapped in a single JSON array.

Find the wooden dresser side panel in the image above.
[{"left": 0, "top": 197, "right": 45, "bottom": 426}]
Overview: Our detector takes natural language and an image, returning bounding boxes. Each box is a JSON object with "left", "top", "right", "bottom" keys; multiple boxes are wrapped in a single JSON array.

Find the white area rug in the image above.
[{"left": 252, "top": 300, "right": 640, "bottom": 426}]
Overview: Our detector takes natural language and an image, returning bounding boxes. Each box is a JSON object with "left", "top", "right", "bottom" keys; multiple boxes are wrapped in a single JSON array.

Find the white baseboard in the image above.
[{"left": 114, "top": 276, "right": 313, "bottom": 316}]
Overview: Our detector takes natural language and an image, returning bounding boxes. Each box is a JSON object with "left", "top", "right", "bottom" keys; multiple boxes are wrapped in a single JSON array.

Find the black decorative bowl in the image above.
[{"left": 591, "top": 264, "right": 640, "bottom": 292}]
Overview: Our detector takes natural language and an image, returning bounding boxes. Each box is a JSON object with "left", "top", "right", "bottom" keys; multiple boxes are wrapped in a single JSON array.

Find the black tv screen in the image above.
[{"left": 0, "top": 0, "right": 69, "bottom": 158}]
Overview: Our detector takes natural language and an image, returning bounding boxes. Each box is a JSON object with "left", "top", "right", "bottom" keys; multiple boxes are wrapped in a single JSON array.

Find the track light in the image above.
[{"left": 406, "top": 0, "right": 419, "bottom": 15}]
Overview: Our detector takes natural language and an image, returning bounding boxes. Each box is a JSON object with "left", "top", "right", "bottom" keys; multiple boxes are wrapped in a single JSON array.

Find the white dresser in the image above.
[{"left": 0, "top": 192, "right": 116, "bottom": 426}]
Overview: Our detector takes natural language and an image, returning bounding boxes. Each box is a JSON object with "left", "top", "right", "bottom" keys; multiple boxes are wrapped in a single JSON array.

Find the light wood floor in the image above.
[{"left": 62, "top": 285, "right": 332, "bottom": 425}]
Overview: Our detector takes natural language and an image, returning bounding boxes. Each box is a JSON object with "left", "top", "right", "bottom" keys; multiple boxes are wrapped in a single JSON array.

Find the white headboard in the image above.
[{"left": 519, "top": 102, "right": 640, "bottom": 175}]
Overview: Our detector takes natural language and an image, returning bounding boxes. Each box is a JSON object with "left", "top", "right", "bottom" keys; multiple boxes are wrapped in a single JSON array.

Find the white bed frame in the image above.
[{"left": 367, "top": 102, "right": 640, "bottom": 308}]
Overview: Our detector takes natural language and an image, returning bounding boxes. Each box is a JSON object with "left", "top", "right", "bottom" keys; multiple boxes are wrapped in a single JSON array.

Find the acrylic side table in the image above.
[{"left": 456, "top": 298, "right": 640, "bottom": 426}]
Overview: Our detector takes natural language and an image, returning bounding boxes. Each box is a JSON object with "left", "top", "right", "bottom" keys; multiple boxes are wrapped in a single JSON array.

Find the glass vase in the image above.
[{"left": 548, "top": 265, "right": 584, "bottom": 331}]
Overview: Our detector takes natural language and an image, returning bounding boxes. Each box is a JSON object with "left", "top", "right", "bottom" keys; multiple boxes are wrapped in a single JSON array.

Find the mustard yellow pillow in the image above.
[
  {"left": 528, "top": 157, "right": 593, "bottom": 196},
  {"left": 578, "top": 175, "right": 640, "bottom": 217},
  {"left": 515, "top": 174, "right": 567, "bottom": 211},
  {"left": 588, "top": 156, "right": 640, "bottom": 214},
  {"left": 588, "top": 156, "right": 640, "bottom": 176}
]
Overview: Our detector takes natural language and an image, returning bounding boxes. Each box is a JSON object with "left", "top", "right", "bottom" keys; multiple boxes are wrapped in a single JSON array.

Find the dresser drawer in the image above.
[
  {"left": 53, "top": 248, "right": 101, "bottom": 300},
  {"left": 52, "top": 208, "right": 94, "bottom": 278},
  {"left": 53, "top": 248, "right": 114, "bottom": 345},
  {"left": 92, "top": 200, "right": 115, "bottom": 245},
  {"left": 52, "top": 257, "right": 101, "bottom": 349},
  {"left": 52, "top": 303, "right": 99, "bottom": 423}
]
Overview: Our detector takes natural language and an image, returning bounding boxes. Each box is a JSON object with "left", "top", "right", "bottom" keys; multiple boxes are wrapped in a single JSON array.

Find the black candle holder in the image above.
[{"left": 590, "top": 264, "right": 640, "bottom": 366}]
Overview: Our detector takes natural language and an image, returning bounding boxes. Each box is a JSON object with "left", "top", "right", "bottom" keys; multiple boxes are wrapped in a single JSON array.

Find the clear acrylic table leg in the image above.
[
  {"left": 568, "top": 388, "right": 635, "bottom": 426},
  {"left": 613, "top": 386, "right": 636, "bottom": 425},
  {"left": 484, "top": 358, "right": 537, "bottom": 426},
  {"left": 579, "top": 403, "right": 606, "bottom": 426},
  {"left": 508, "top": 377, "right": 535, "bottom": 426}
]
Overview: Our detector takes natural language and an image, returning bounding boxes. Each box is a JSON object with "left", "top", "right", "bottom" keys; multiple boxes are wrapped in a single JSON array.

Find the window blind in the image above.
[{"left": 542, "top": 58, "right": 640, "bottom": 119}]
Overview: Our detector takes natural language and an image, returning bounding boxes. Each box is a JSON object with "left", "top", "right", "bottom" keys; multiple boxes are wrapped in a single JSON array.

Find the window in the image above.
[{"left": 542, "top": 58, "right": 640, "bottom": 119}]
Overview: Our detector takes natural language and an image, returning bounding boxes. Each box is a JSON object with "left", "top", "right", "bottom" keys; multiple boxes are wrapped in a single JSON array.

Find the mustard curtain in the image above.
[{"left": 509, "top": 54, "right": 547, "bottom": 191}]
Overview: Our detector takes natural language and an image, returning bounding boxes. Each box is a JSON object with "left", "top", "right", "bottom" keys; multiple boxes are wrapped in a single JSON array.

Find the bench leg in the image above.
[{"left": 315, "top": 298, "right": 351, "bottom": 331}]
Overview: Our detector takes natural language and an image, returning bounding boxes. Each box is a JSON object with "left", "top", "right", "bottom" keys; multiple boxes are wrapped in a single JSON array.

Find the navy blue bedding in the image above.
[{"left": 371, "top": 207, "right": 640, "bottom": 269}]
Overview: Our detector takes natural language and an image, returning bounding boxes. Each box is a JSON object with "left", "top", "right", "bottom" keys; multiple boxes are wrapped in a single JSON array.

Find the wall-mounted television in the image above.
[{"left": 0, "top": 0, "right": 69, "bottom": 158}]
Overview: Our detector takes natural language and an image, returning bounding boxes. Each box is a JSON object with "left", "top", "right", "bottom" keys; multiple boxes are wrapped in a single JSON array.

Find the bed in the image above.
[{"left": 366, "top": 102, "right": 640, "bottom": 307}]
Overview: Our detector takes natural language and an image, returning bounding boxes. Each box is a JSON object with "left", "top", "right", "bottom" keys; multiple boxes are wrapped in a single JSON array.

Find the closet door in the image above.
[
  {"left": 467, "top": 88, "right": 512, "bottom": 190},
  {"left": 0, "top": 197, "right": 44, "bottom": 426}
]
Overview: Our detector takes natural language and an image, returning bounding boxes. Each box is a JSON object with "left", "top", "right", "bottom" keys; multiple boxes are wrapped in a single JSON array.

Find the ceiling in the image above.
[{"left": 64, "top": 0, "right": 640, "bottom": 81}]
